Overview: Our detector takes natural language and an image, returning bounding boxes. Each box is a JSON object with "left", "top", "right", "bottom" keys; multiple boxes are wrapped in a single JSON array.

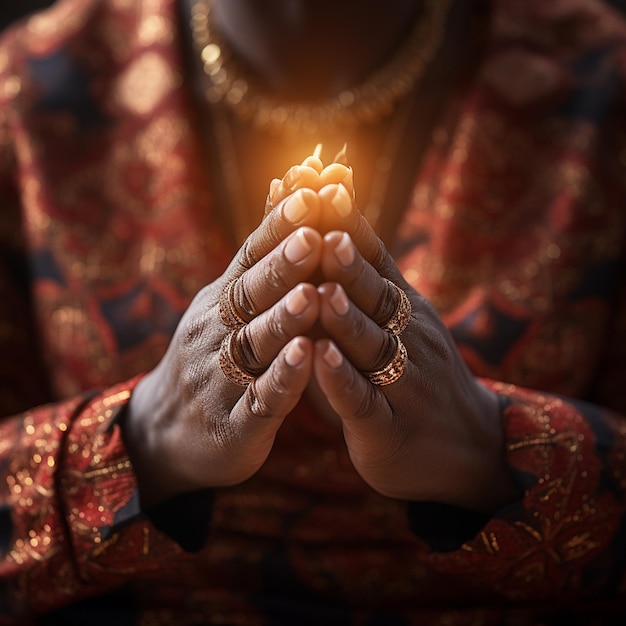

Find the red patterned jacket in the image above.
[{"left": 0, "top": 0, "right": 625, "bottom": 623}]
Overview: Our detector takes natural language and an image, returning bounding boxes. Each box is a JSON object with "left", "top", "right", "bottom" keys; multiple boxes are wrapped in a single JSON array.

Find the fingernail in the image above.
[
  {"left": 322, "top": 341, "right": 343, "bottom": 369},
  {"left": 342, "top": 168, "right": 355, "bottom": 199},
  {"left": 319, "top": 183, "right": 352, "bottom": 218},
  {"left": 300, "top": 154, "right": 323, "bottom": 173},
  {"left": 285, "top": 338, "right": 307, "bottom": 367},
  {"left": 335, "top": 232, "right": 354, "bottom": 267},
  {"left": 286, "top": 285, "right": 309, "bottom": 316},
  {"left": 283, "top": 164, "right": 317, "bottom": 189},
  {"left": 320, "top": 163, "right": 354, "bottom": 198},
  {"left": 268, "top": 178, "right": 281, "bottom": 204},
  {"left": 283, "top": 188, "right": 309, "bottom": 224},
  {"left": 332, "top": 184, "right": 352, "bottom": 217},
  {"left": 329, "top": 285, "right": 349, "bottom": 316},
  {"left": 285, "top": 228, "right": 312, "bottom": 264}
]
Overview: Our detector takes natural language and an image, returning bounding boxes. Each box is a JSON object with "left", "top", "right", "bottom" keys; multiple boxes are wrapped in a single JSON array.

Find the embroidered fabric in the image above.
[{"left": 0, "top": 0, "right": 625, "bottom": 623}]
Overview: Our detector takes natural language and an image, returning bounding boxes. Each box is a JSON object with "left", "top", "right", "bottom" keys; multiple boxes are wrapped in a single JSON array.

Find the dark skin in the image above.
[
  {"left": 210, "top": 0, "right": 420, "bottom": 99},
  {"left": 123, "top": 0, "right": 519, "bottom": 513}
]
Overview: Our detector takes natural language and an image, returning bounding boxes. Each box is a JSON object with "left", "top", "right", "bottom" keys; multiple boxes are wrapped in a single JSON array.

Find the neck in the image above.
[{"left": 210, "top": 0, "right": 421, "bottom": 100}]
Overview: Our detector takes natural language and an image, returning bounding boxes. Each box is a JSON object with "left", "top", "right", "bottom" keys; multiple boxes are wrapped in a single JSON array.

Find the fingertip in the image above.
[
  {"left": 282, "top": 188, "right": 321, "bottom": 226},
  {"left": 322, "top": 229, "right": 344, "bottom": 245},
  {"left": 316, "top": 281, "right": 334, "bottom": 298},
  {"left": 269, "top": 177, "right": 281, "bottom": 198},
  {"left": 316, "top": 339, "right": 343, "bottom": 370},
  {"left": 319, "top": 183, "right": 353, "bottom": 218},
  {"left": 284, "top": 336, "right": 311, "bottom": 368}
]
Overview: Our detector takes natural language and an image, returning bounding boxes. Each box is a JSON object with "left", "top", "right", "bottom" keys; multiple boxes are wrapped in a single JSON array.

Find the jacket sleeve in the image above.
[
  {"left": 409, "top": 377, "right": 626, "bottom": 617},
  {"left": 0, "top": 226, "right": 208, "bottom": 620},
  {"left": 0, "top": 77, "right": 208, "bottom": 625},
  {"left": 407, "top": 180, "right": 626, "bottom": 616}
]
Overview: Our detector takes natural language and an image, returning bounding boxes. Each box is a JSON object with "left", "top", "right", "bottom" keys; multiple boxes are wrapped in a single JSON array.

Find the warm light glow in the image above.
[{"left": 268, "top": 143, "right": 354, "bottom": 211}]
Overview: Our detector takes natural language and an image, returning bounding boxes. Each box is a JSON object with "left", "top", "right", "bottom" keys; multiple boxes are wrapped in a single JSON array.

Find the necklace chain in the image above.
[
  {"left": 190, "top": 0, "right": 452, "bottom": 136},
  {"left": 188, "top": 0, "right": 454, "bottom": 243}
]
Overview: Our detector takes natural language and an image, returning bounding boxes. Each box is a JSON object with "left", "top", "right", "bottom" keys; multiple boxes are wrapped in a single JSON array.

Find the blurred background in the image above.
[
  {"left": 1, "top": 0, "right": 625, "bottom": 34},
  {"left": 1, "top": 1, "right": 55, "bottom": 32}
]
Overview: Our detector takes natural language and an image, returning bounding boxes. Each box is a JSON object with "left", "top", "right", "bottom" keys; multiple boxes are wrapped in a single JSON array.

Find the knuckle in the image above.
[
  {"left": 180, "top": 358, "right": 204, "bottom": 395},
  {"left": 182, "top": 315, "right": 206, "bottom": 348},
  {"left": 236, "top": 275, "right": 257, "bottom": 319},
  {"left": 263, "top": 211, "right": 289, "bottom": 243},
  {"left": 245, "top": 382, "right": 272, "bottom": 418},
  {"left": 373, "top": 282, "right": 396, "bottom": 325},
  {"left": 247, "top": 369, "right": 294, "bottom": 418},
  {"left": 246, "top": 215, "right": 286, "bottom": 260},
  {"left": 347, "top": 373, "right": 377, "bottom": 419},
  {"left": 266, "top": 369, "right": 293, "bottom": 403},
  {"left": 211, "top": 415, "right": 236, "bottom": 451},
  {"left": 369, "top": 238, "right": 389, "bottom": 272},
  {"left": 237, "top": 238, "right": 256, "bottom": 271},
  {"left": 266, "top": 308, "right": 289, "bottom": 342},
  {"left": 371, "top": 333, "right": 398, "bottom": 372},
  {"left": 236, "top": 326, "right": 265, "bottom": 375},
  {"left": 347, "top": 311, "right": 369, "bottom": 340},
  {"left": 192, "top": 283, "right": 216, "bottom": 307},
  {"left": 262, "top": 256, "right": 290, "bottom": 290},
  {"left": 427, "top": 328, "right": 453, "bottom": 367}
]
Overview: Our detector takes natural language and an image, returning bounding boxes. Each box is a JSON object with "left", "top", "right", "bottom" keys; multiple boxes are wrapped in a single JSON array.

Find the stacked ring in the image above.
[
  {"left": 365, "top": 335, "right": 408, "bottom": 386},
  {"left": 381, "top": 279, "right": 411, "bottom": 336},
  {"left": 218, "top": 329, "right": 256, "bottom": 386},
  {"left": 219, "top": 279, "right": 247, "bottom": 329}
]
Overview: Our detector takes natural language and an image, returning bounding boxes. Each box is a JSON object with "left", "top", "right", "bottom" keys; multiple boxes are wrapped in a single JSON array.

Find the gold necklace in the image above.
[{"left": 190, "top": 0, "right": 453, "bottom": 137}]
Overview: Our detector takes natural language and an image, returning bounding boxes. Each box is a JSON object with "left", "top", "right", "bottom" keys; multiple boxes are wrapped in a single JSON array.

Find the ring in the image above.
[
  {"left": 218, "top": 330, "right": 256, "bottom": 386},
  {"left": 381, "top": 279, "right": 411, "bottom": 336},
  {"left": 365, "top": 335, "right": 408, "bottom": 387},
  {"left": 219, "top": 279, "right": 247, "bottom": 329}
]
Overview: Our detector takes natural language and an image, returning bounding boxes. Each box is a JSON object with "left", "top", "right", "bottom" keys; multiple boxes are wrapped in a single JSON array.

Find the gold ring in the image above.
[
  {"left": 219, "top": 279, "right": 247, "bottom": 329},
  {"left": 381, "top": 279, "right": 411, "bottom": 336},
  {"left": 365, "top": 336, "right": 408, "bottom": 386},
  {"left": 218, "top": 330, "right": 256, "bottom": 386}
]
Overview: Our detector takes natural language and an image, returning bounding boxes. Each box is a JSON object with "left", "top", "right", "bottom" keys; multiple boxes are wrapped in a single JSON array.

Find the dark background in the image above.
[
  {"left": 1, "top": 0, "right": 626, "bottom": 33},
  {"left": 0, "top": 1, "right": 56, "bottom": 32},
  {"left": 2, "top": 0, "right": 626, "bottom": 34}
]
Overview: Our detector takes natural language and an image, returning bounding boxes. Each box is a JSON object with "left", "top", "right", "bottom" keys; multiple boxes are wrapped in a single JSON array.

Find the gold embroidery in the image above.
[
  {"left": 135, "top": 114, "right": 190, "bottom": 167},
  {"left": 114, "top": 51, "right": 181, "bottom": 116},
  {"left": 83, "top": 459, "right": 133, "bottom": 480},
  {"left": 138, "top": 15, "right": 174, "bottom": 46},
  {"left": 2, "top": 76, "right": 21, "bottom": 99},
  {"left": 25, "top": 1, "right": 90, "bottom": 49}
]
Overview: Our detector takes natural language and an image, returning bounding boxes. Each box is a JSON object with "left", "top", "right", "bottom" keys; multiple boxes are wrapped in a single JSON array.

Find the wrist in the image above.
[
  {"left": 121, "top": 368, "right": 191, "bottom": 508},
  {"left": 454, "top": 383, "right": 520, "bottom": 513}
]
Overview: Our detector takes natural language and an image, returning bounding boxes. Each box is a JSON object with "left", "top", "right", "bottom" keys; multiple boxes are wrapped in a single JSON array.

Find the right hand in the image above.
[{"left": 122, "top": 187, "right": 328, "bottom": 508}]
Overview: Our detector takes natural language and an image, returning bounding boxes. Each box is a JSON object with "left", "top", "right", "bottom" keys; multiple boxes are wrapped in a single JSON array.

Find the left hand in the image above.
[{"left": 311, "top": 217, "right": 519, "bottom": 513}]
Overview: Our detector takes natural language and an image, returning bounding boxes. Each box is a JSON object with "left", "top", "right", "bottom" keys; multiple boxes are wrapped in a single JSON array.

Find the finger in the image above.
[
  {"left": 225, "top": 187, "right": 322, "bottom": 280},
  {"left": 313, "top": 338, "right": 391, "bottom": 428},
  {"left": 314, "top": 339, "right": 421, "bottom": 500},
  {"left": 317, "top": 282, "right": 401, "bottom": 374},
  {"left": 268, "top": 151, "right": 355, "bottom": 208},
  {"left": 231, "top": 283, "right": 320, "bottom": 375},
  {"left": 227, "top": 337, "right": 314, "bottom": 467},
  {"left": 225, "top": 227, "right": 323, "bottom": 324},
  {"left": 313, "top": 178, "right": 396, "bottom": 277},
  {"left": 320, "top": 231, "right": 411, "bottom": 329},
  {"left": 269, "top": 165, "right": 324, "bottom": 206}
]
